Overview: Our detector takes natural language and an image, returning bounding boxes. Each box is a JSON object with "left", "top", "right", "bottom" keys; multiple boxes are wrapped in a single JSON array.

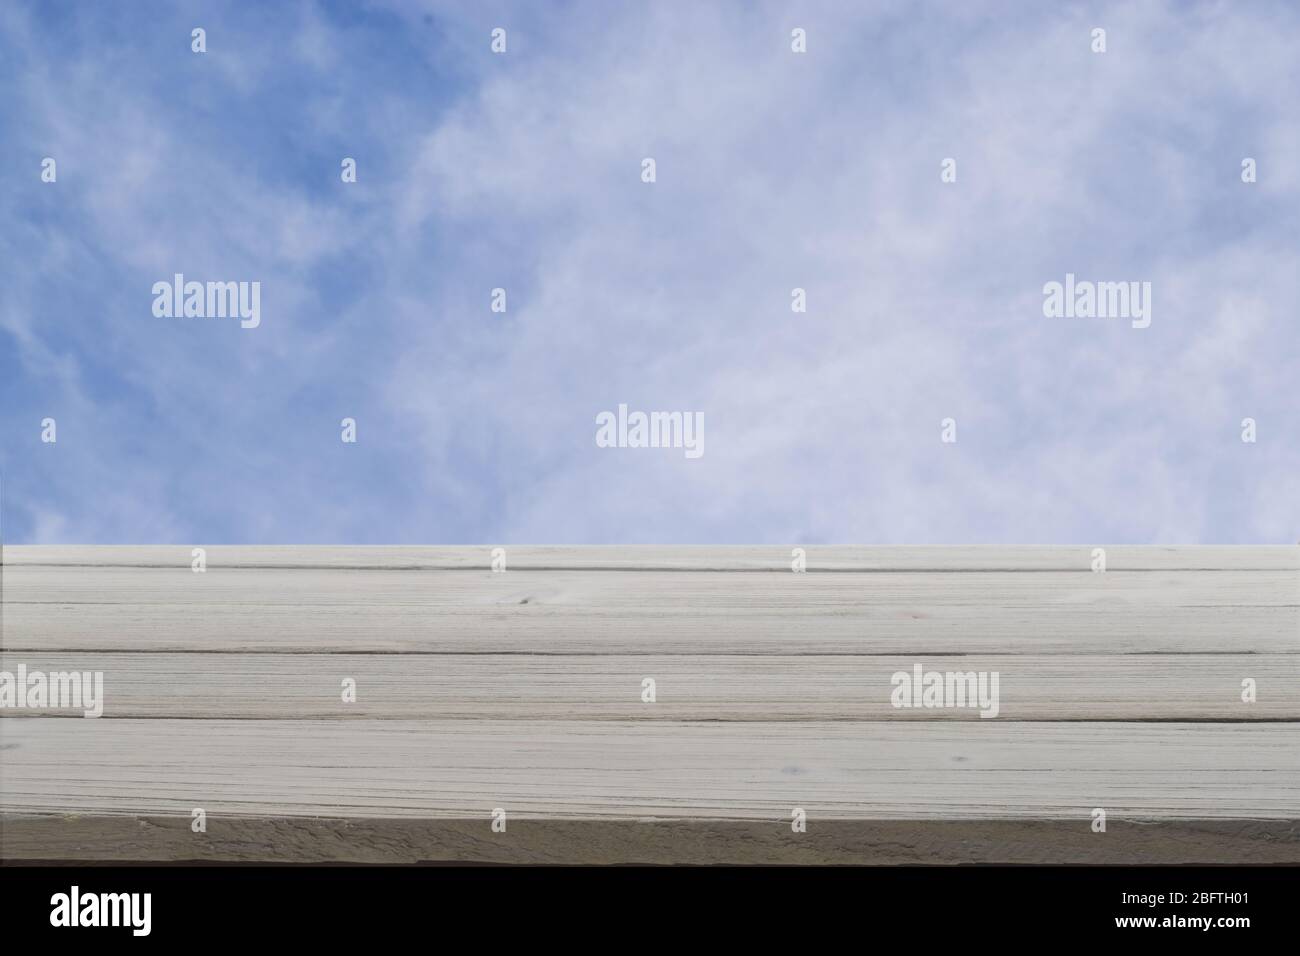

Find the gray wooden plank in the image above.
[
  {"left": 7, "top": 566, "right": 1296, "bottom": 607},
  {"left": 2, "top": 653, "right": 1294, "bottom": 720},
  {"left": 4, "top": 600, "right": 1292, "bottom": 654},
  {"left": 4, "top": 556, "right": 1296, "bottom": 655},
  {"left": 3, "top": 719, "right": 1297, "bottom": 822}
]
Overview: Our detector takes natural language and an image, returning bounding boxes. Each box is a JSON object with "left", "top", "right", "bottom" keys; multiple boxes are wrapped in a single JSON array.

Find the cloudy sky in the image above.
[{"left": 1, "top": 0, "right": 1296, "bottom": 544}]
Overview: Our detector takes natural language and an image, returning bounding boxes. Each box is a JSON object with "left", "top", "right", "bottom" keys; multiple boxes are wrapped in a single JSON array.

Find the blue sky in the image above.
[{"left": 1, "top": 0, "right": 1297, "bottom": 544}]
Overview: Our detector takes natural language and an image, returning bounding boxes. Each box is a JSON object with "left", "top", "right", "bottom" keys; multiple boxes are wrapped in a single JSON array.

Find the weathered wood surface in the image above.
[
  {"left": 2, "top": 546, "right": 1297, "bottom": 864},
  {"left": 3, "top": 653, "right": 1297, "bottom": 720},
  {"left": 5, "top": 719, "right": 1299, "bottom": 818},
  {"left": 4, "top": 562, "right": 1296, "bottom": 654}
]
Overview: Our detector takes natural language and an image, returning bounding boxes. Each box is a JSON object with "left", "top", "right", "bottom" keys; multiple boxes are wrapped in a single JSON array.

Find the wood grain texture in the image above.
[
  {"left": 4, "top": 564, "right": 1296, "bottom": 654},
  {"left": 2, "top": 546, "right": 1297, "bottom": 864},
  {"left": 5, "top": 718, "right": 1299, "bottom": 818},
  {"left": 3, "top": 653, "right": 1296, "bottom": 720}
]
